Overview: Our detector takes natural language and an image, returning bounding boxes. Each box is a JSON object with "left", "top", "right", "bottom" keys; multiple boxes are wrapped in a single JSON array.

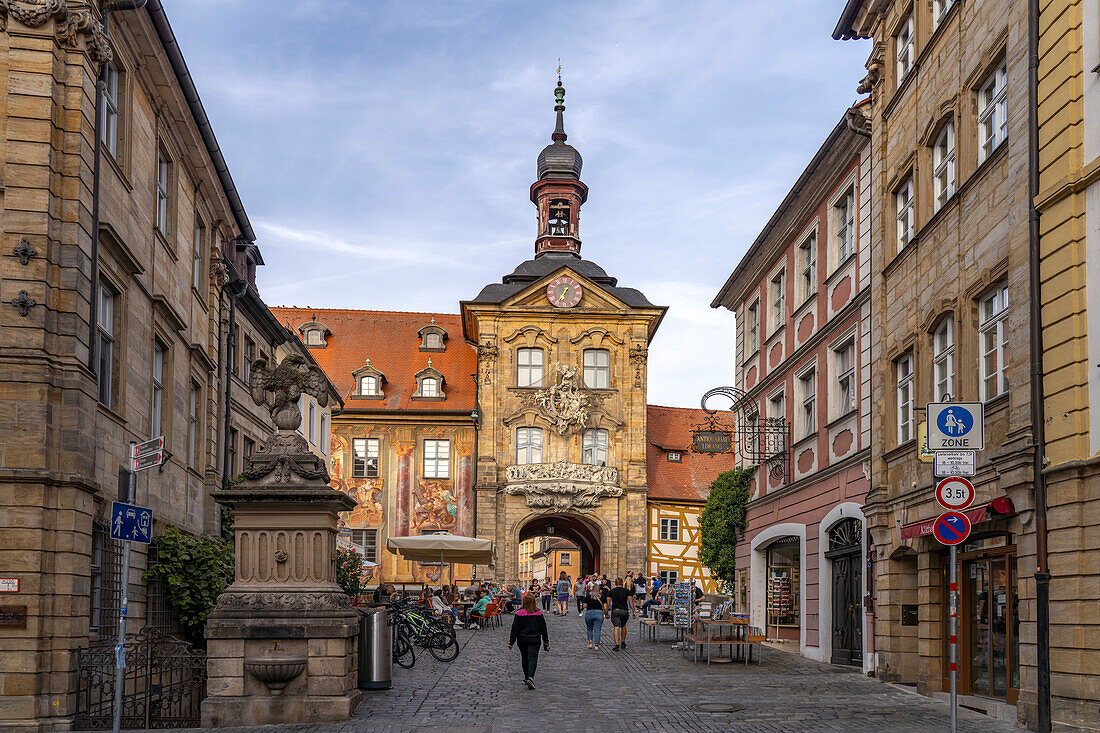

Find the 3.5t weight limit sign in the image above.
[{"left": 936, "top": 476, "right": 975, "bottom": 510}]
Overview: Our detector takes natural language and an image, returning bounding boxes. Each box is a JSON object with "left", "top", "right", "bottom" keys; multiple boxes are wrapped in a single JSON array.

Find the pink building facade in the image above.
[{"left": 712, "top": 107, "right": 874, "bottom": 670}]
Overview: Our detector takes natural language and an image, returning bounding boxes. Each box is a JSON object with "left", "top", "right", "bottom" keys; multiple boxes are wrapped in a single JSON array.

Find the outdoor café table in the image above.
[
  {"left": 453, "top": 600, "right": 474, "bottom": 622},
  {"left": 691, "top": 618, "right": 750, "bottom": 666}
]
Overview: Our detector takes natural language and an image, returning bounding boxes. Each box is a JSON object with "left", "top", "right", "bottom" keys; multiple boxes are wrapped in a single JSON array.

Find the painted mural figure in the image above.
[{"left": 412, "top": 478, "right": 458, "bottom": 531}]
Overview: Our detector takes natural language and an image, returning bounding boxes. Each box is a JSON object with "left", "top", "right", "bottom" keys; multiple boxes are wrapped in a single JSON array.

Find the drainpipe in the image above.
[
  {"left": 88, "top": 0, "right": 148, "bottom": 375},
  {"left": 1026, "top": 0, "right": 1051, "bottom": 728},
  {"left": 221, "top": 277, "right": 247, "bottom": 490}
]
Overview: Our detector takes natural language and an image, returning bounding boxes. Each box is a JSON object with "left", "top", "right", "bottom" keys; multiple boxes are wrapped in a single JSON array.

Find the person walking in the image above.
[
  {"left": 607, "top": 578, "right": 632, "bottom": 650},
  {"left": 581, "top": 584, "right": 608, "bottom": 650},
  {"left": 632, "top": 572, "right": 648, "bottom": 619},
  {"left": 573, "top": 576, "right": 585, "bottom": 616},
  {"left": 555, "top": 572, "right": 571, "bottom": 616},
  {"left": 509, "top": 593, "right": 550, "bottom": 689},
  {"left": 539, "top": 578, "right": 553, "bottom": 612}
]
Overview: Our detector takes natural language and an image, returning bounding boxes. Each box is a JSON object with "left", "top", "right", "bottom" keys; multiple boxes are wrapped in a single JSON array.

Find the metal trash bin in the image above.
[{"left": 358, "top": 607, "right": 392, "bottom": 690}]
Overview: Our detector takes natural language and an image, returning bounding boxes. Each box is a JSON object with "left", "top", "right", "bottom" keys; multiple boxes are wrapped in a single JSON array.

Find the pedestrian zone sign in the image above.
[
  {"left": 110, "top": 501, "right": 152, "bottom": 544},
  {"left": 926, "top": 402, "right": 984, "bottom": 451}
]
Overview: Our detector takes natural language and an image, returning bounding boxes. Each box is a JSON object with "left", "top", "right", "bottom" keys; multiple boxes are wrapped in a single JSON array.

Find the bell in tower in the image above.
[{"left": 532, "top": 74, "right": 588, "bottom": 257}]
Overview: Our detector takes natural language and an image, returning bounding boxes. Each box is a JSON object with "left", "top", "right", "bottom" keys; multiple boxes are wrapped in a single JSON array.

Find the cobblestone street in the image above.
[{"left": 176, "top": 611, "right": 1022, "bottom": 733}]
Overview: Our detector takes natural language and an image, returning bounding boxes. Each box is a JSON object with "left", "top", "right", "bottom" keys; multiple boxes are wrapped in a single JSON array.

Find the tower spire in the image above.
[
  {"left": 532, "top": 69, "right": 587, "bottom": 258},
  {"left": 553, "top": 63, "right": 567, "bottom": 142}
]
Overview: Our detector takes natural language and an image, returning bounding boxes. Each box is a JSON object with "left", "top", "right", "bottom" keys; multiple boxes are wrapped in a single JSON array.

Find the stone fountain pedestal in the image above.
[{"left": 201, "top": 381, "right": 361, "bottom": 726}]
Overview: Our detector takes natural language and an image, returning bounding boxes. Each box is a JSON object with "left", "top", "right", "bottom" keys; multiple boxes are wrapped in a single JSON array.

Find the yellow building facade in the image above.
[
  {"left": 1034, "top": 1, "right": 1100, "bottom": 728},
  {"left": 461, "top": 79, "right": 665, "bottom": 581}
]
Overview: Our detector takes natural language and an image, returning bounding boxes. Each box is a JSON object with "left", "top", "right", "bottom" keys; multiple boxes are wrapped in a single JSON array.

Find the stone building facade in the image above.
[
  {"left": 713, "top": 112, "right": 874, "bottom": 668},
  {"left": 270, "top": 307, "right": 478, "bottom": 588},
  {"left": 460, "top": 79, "right": 666, "bottom": 582},
  {"left": 1033, "top": 1, "right": 1100, "bottom": 729},
  {"left": 0, "top": 4, "right": 334, "bottom": 730},
  {"left": 835, "top": 0, "right": 1039, "bottom": 724}
]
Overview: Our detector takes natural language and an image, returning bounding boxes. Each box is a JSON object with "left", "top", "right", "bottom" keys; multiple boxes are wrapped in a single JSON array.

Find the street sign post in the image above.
[
  {"left": 109, "top": 501, "right": 152, "bottom": 544},
  {"left": 934, "top": 450, "right": 976, "bottom": 478},
  {"left": 130, "top": 436, "right": 165, "bottom": 472},
  {"left": 935, "top": 476, "right": 976, "bottom": 511},
  {"left": 926, "top": 402, "right": 984, "bottom": 450},
  {"left": 933, "top": 509, "right": 972, "bottom": 733}
]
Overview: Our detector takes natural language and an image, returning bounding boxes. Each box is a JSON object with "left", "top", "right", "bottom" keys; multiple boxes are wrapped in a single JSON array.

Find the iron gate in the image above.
[{"left": 74, "top": 627, "right": 206, "bottom": 729}]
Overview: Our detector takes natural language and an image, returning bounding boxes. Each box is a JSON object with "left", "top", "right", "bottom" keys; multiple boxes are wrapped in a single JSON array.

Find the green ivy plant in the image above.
[
  {"left": 335, "top": 547, "right": 364, "bottom": 600},
  {"left": 144, "top": 525, "right": 234, "bottom": 644},
  {"left": 698, "top": 467, "right": 753, "bottom": 595}
]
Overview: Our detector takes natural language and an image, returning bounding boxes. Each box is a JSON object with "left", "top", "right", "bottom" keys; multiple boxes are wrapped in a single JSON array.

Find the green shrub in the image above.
[
  {"left": 699, "top": 467, "right": 753, "bottom": 594},
  {"left": 335, "top": 548, "right": 364, "bottom": 599},
  {"left": 144, "top": 525, "right": 234, "bottom": 643}
]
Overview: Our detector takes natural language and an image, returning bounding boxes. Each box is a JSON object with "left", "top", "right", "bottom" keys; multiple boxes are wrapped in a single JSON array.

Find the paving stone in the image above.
[{"left": 141, "top": 612, "right": 1021, "bottom": 732}]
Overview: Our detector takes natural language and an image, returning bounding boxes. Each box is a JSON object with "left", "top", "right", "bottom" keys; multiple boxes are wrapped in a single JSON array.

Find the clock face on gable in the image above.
[{"left": 546, "top": 276, "right": 583, "bottom": 308}]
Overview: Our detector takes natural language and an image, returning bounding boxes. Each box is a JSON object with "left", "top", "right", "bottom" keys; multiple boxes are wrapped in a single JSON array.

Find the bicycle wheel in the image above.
[
  {"left": 427, "top": 630, "right": 459, "bottom": 662},
  {"left": 393, "top": 632, "right": 416, "bottom": 669}
]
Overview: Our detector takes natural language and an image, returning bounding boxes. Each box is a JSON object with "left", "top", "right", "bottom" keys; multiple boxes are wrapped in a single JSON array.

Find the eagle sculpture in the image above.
[{"left": 249, "top": 353, "right": 329, "bottom": 432}]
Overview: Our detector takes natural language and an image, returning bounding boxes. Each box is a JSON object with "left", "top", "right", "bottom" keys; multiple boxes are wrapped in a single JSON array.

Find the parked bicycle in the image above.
[
  {"left": 388, "top": 611, "right": 416, "bottom": 669},
  {"left": 388, "top": 600, "right": 460, "bottom": 662}
]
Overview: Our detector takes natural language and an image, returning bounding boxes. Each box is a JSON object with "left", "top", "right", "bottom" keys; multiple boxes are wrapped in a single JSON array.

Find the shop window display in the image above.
[{"left": 766, "top": 540, "right": 799, "bottom": 634}]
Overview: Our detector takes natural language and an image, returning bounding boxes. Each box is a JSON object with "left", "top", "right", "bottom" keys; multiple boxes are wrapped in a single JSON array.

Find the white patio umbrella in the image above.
[{"left": 386, "top": 532, "right": 495, "bottom": 590}]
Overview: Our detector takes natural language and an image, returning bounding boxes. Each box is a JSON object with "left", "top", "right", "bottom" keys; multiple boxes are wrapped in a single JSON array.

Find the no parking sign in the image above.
[{"left": 932, "top": 511, "right": 972, "bottom": 546}]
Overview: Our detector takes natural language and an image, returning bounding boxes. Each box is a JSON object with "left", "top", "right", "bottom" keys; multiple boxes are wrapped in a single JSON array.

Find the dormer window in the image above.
[
  {"left": 548, "top": 199, "right": 570, "bottom": 236},
  {"left": 298, "top": 319, "right": 330, "bottom": 349},
  {"left": 418, "top": 321, "right": 447, "bottom": 353},
  {"left": 413, "top": 364, "right": 445, "bottom": 400},
  {"left": 666, "top": 451, "right": 682, "bottom": 463},
  {"left": 351, "top": 361, "right": 385, "bottom": 399}
]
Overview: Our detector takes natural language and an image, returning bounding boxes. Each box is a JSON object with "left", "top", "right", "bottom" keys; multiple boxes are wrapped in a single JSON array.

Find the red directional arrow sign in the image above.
[{"left": 935, "top": 476, "right": 975, "bottom": 510}]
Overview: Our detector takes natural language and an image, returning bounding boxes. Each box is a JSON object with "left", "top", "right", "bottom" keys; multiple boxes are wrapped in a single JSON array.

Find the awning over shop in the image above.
[{"left": 900, "top": 497, "right": 1015, "bottom": 541}]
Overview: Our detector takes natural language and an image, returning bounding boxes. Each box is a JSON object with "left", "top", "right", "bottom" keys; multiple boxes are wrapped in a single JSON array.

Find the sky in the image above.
[{"left": 168, "top": 0, "right": 869, "bottom": 408}]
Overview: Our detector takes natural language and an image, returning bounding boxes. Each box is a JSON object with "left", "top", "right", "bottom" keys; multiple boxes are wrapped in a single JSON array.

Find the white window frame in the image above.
[
  {"left": 188, "top": 382, "right": 199, "bottom": 469},
  {"left": 797, "top": 366, "right": 816, "bottom": 440},
  {"left": 933, "top": 318, "right": 955, "bottom": 401},
  {"left": 833, "top": 187, "right": 855, "bottom": 267},
  {"left": 746, "top": 409, "right": 760, "bottom": 462},
  {"left": 659, "top": 570, "right": 679, "bottom": 586},
  {"left": 770, "top": 269, "right": 786, "bottom": 332},
  {"left": 933, "top": 0, "right": 954, "bottom": 28},
  {"left": 516, "top": 427, "right": 543, "bottom": 465},
  {"left": 896, "top": 353, "right": 915, "bottom": 444},
  {"left": 305, "top": 328, "right": 324, "bottom": 346},
  {"left": 517, "top": 348, "right": 544, "bottom": 387},
  {"left": 581, "top": 428, "right": 609, "bottom": 466},
  {"left": 320, "top": 413, "right": 328, "bottom": 455},
  {"left": 933, "top": 122, "right": 956, "bottom": 211},
  {"left": 352, "top": 437, "right": 380, "bottom": 478},
  {"left": 895, "top": 176, "right": 914, "bottom": 249},
  {"left": 308, "top": 400, "right": 317, "bottom": 445},
  {"left": 100, "top": 61, "right": 119, "bottom": 157},
  {"left": 156, "top": 150, "right": 170, "bottom": 235},
  {"left": 582, "top": 349, "right": 610, "bottom": 389},
  {"left": 97, "top": 282, "right": 116, "bottom": 407},
  {"left": 979, "top": 284, "right": 1009, "bottom": 401},
  {"left": 659, "top": 517, "right": 680, "bottom": 542},
  {"left": 151, "top": 339, "right": 166, "bottom": 438},
  {"left": 420, "top": 376, "right": 439, "bottom": 397},
  {"left": 978, "top": 61, "right": 1008, "bottom": 163},
  {"left": 423, "top": 439, "right": 450, "bottom": 479},
  {"left": 798, "top": 232, "right": 817, "bottom": 302},
  {"left": 746, "top": 300, "right": 760, "bottom": 354},
  {"left": 360, "top": 375, "right": 378, "bottom": 395},
  {"left": 424, "top": 332, "right": 442, "bottom": 350},
  {"left": 833, "top": 337, "right": 856, "bottom": 418},
  {"left": 895, "top": 14, "right": 914, "bottom": 84},
  {"left": 192, "top": 217, "right": 205, "bottom": 292}
]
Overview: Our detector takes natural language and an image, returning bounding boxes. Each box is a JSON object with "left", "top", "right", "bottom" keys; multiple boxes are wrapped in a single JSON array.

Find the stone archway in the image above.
[{"left": 513, "top": 513, "right": 604, "bottom": 579}]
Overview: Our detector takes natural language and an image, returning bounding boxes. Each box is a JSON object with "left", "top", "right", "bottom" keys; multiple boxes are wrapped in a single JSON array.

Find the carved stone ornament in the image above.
[
  {"left": 477, "top": 340, "right": 499, "bottom": 385},
  {"left": 517, "top": 363, "right": 601, "bottom": 435},
  {"left": 504, "top": 461, "right": 622, "bottom": 514},
  {"left": 0, "top": 1, "right": 112, "bottom": 64},
  {"left": 629, "top": 346, "right": 647, "bottom": 388},
  {"left": 240, "top": 432, "right": 330, "bottom": 484},
  {"left": 250, "top": 353, "right": 330, "bottom": 430},
  {"left": 215, "top": 591, "right": 352, "bottom": 612},
  {"left": 13, "top": 238, "right": 36, "bottom": 265},
  {"left": 11, "top": 290, "right": 35, "bottom": 317}
]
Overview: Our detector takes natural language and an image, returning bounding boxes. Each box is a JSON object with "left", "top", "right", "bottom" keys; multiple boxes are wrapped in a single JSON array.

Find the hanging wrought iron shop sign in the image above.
[{"left": 692, "top": 430, "right": 734, "bottom": 454}]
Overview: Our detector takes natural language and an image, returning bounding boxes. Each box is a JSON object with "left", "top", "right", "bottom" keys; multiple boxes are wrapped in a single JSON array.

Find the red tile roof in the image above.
[
  {"left": 646, "top": 405, "right": 737, "bottom": 503},
  {"left": 268, "top": 307, "right": 477, "bottom": 412}
]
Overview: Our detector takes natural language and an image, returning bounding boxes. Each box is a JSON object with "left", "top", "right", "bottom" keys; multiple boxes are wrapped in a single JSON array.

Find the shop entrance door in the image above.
[
  {"left": 965, "top": 554, "right": 1018, "bottom": 703},
  {"left": 826, "top": 518, "right": 863, "bottom": 666}
]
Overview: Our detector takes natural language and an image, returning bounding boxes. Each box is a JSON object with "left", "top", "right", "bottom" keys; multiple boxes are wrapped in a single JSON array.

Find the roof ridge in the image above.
[{"left": 270, "top": 306, "right": 461, "bottom": 318}]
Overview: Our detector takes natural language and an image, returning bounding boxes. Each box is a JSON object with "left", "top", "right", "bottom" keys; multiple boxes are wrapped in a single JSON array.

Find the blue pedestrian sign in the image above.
[
  {"left": 933, "top": 511, "right": 972, "bottom": 546},
  {"left": 926, "top": 402, "right": 984, "bottom": 450},
  {"left": 110, "top": 501, "right": 152, "bottom": 544}
]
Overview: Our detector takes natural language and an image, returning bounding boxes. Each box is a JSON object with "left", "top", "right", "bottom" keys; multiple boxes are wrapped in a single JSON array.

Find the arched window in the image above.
[
  {"left": 828, "top": 518, "right": 863, "bottom": 552},
  {"left": 421, "top": 377, "right": 438, "bottom": 397},
  {"left": 305, "top": 328, "right": 324, "bottom": 346},
  {"left": 516, "top": 427, "right": 543, "bottom": 465},
  {"left": 582, "top": 349, "right": 610, "bottom": 389},
  {"left": 582, "top": 429, "right": 608, "bottom": 466},
  {"left": 424, "top": 332, "right": 442, "bottom": 349}
]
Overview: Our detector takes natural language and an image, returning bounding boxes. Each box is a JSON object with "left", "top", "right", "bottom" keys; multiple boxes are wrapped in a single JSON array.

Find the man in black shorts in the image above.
[{"left": 607, "top": 577, "right": 632, "bottom": 651}]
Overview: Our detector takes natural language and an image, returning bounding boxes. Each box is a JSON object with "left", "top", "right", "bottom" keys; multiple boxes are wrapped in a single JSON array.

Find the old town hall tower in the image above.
[{"left": 461, "top": 78, "right": 666, "bottom": 580}]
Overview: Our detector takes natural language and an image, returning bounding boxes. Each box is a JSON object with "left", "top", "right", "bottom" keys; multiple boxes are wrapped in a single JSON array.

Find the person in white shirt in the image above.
[{"left": 430, "top": 589, "right": 458, "bottom": 626}]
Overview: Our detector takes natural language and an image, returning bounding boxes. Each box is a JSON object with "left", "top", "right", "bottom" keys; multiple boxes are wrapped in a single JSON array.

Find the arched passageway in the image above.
[{"left": 517, "top": 514, "right": 601, "bottom": 578}]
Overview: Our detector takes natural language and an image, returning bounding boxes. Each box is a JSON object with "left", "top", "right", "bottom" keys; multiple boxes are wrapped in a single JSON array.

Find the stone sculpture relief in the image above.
[
  {"left": 629, "top": 346, "right": 647, "bottom": 388},
  {"left": 0, "top": 0, "right": 112, "bottom": 63},
  {"left": 504, "top": 460, "right": 622, "bottom": 514},
  {"left": 477, "top": 340, "right": 498, "bottom": 385},
  {"left": 518, "top": 363, "right": 598, "bottom": 435}
]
